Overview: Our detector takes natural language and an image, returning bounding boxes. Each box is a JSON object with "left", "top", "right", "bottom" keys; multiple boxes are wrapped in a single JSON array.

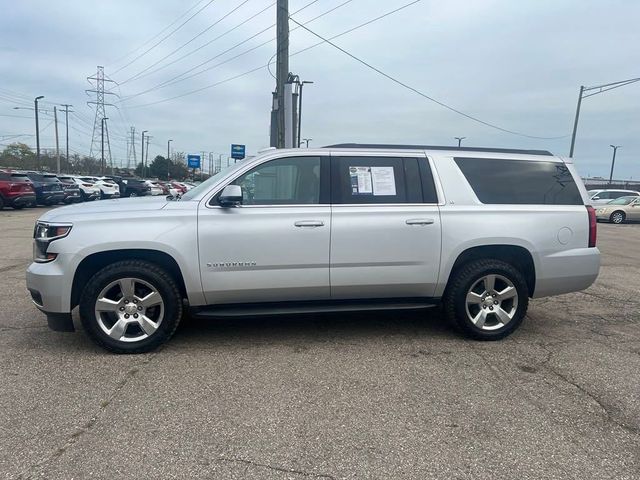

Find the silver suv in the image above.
[{"left": 26, "top": 145, "right": 600, "bottom": 353}]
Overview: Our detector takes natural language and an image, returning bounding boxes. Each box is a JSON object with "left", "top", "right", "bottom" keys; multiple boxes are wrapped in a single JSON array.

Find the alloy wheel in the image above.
[
  {"left": 465, "top": 274, "right": 518, "bottom": 331},
  {"left": 94, "top": 277, "right": 164, "bottom": 343}
]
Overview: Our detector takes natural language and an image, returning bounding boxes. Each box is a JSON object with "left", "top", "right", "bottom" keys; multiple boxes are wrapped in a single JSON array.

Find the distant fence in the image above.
[{"left": 583, "top": 178, "right": 640, "bottom": 191}]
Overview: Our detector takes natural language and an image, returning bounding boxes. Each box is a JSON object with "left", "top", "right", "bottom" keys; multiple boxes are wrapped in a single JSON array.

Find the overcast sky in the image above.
[{"left": 0, "top": 0, "right": 638, "bottom": 178}]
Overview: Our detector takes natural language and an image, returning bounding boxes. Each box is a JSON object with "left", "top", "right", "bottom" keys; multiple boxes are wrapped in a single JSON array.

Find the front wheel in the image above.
[
  {"left": 79, "top": 260, "right": 183, "bottom": 353},
  {"left": 610, "top": 211, "right": 625, "bottom": 224},
  {"left": 443, "top": 259, "right": 529, "bottom": 340},
  {"left": 129, "top": 191, "right": 138, "bottom": 197}
]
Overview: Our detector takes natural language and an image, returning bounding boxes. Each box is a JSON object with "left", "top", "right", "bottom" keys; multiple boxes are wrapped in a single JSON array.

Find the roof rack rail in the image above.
[{"left": 324, "top": 143, "right": 553, "bottom": 156}]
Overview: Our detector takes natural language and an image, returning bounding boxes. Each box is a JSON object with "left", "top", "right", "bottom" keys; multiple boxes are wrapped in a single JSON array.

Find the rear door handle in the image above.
[
  {"left": 406, "top": 218, "right": 434, "bottom": 226},
  {"left": 294, "top": 220, "right": 325, "bottom": 227}
]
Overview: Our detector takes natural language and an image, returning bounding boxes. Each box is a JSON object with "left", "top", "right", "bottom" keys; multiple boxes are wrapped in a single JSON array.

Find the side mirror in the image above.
[
  {"left": 219, "top": 184, "right": 242, "bottom": 207},
  {"left": 592, "top": 196, "right": 600, "bottom": 200}
]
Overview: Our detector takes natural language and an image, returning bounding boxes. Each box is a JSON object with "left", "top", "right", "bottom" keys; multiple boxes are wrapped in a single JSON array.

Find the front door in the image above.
[
  {"left": 329, "top": 153, "right": 442, "bottom": 299},
  {"left": 198, "top": 155, "right": 331, "bottom": 304}
]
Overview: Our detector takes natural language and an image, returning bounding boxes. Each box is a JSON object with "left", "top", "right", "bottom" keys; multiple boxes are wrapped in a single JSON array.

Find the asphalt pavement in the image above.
[{"left": 0, "top": 207, "right": 638, "bottom": 479}]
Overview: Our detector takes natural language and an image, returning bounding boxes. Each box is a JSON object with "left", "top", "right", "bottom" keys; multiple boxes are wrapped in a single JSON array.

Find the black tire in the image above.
[
  {"left": 129, "top": 191, "right": 138, "bottom": 197},
  {"left": 443, "top": 259, "right": 529, "bottom": 341},
  {"left": 0, "top": 196, "right": 5, "bottom": 210},
  {"left": 79, "top": 260, "right": 183, "bottom": 354},
  {"left": 610, "top": 211, "right": 625, "bottom": 224},
  {"left": 12, "top": 204, "right": 24, "bottom": 210}
]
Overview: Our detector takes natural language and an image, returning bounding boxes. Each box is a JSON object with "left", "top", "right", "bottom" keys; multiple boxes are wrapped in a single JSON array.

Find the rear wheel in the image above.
[
  {"left": 610, "top": 211, "right": 625, "bottom": 224},
  {"left": 0, "top": 196, "right": 4, "bottom": 210},
  {"left": 129, "top": 191, "right": 138, "bottom": 197},
  {"left": 79, "top": 260, "right": 183, "bottom": 353},
  {"left": 444, "top": 259, "right": 529, "bottom": 340}
]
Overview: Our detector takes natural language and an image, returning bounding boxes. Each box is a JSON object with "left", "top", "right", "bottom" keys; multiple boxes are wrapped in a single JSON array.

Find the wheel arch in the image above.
[
  {"left": 71, "top": 249, "right": 188, "bottom": 309},
  {"left": 445, "top": 245, "right": 536, "bottom": 297}
]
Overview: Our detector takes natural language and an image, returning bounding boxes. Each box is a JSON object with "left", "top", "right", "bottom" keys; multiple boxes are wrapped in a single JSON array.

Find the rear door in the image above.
[{"left": 329, "top": 152, "right": 442, "bottom": 299}]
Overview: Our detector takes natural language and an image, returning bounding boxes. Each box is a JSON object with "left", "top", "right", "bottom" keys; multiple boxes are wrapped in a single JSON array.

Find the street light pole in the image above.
[
  {"left": 609, "top": 145, "right": 621, "bottom": 186},
  {"left": 167, "top": 139, "right": 173, "bottom": 179},
  {"left": 141, "top": 130, "right": 148, "bottom": 178},
  {"left": 302, "top": 138, "right": 312, "bottom": 148},
  {"left": 569, "top": 77, "right": 640, "bottom": 157},
  {"left": 101, "top": 117, "right": 108, "bottom": 176},
  {"left": 454, "top": 136, "right": 466, "bottom": 147},
  {"left": 297, "top": 80, "right": 313, "bottom": 148},
  {"left": 34, "top": 96, "right": 44, "bottom": 170}
]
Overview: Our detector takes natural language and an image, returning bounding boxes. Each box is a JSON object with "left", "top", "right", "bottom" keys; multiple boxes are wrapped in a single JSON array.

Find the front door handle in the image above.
[
  {"left": 294, "top": 220, "right": 325, "bottom": 227},
  {"left": 406, "top": 218, "right": 434, "bottom": 226}
]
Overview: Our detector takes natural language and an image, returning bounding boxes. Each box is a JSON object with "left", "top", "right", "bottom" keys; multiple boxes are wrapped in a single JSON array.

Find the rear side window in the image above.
[
  {"left": 0, "top": 172, "right": 10, "bottom": 181},
  {"left": 332, "top": 156, "right": 437, "bottom": 204},
  {"left": 454, "top": 158, "right": 583, "bottom": 205}
]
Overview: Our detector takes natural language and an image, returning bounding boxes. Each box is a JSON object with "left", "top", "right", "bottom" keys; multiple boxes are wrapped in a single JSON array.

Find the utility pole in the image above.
[
  {"left": 273, "top": 0, "right": 289, "bottom": 148},
  {"left": 609, "top": 145, "right": 621, "bottom": 186},
  {"left": 87, "top": 66, "right": 117, "bottom": 164},
  {"left": 167, "top": 139, "right": 173, "bottom": 179},
  {"left": 60, "top": 104, "right": 72, "bottom": 163},
  {"left": 101, "top": 117, "right": 108, "bottom": 175},
  {"left": 568, "top": 77, "right": 640, "bottom": 157},
  {"left": 145, "top": 135, "right": 151, "bottom": 177},
  {"left": 54, "top": 106, "right": 61, "bottom": 174},
  {"left": 217, "top": 153, "right": 223, "bottom": 173},
  {"left": 34, "top": 95, "right": 44, "bottom": 170},
  {"left": 127, "top": 126, "right": 137, "bottom": 170},
  {"left": 141, "top": 130, "right": 148, "bottom": 177},
  {"left": 455, "top": 136, "right": 466, "bottom": 147},
  {"left": 297, "top": 80, "right": 313, "bottom": 147}
]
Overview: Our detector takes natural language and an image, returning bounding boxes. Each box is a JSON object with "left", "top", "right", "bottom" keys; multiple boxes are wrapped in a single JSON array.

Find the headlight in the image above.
[{"left": 33, "top": 222, "right": 72, "bottom": 263}]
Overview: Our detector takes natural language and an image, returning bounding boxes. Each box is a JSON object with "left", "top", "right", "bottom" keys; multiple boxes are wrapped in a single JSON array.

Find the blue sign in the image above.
[
  {"left": 187, "top": 154, "right": 201, "bottom": 169},
  {"left": 231, "top": 144, "right": 246, "bottom": 160}
]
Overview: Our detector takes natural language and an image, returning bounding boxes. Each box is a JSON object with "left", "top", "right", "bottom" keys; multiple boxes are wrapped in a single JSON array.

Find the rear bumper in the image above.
[
  {"left": 533, "top": 247, "right": 601, "bottom": 298},
  {"left": 37, "top": 192, "right": 65, "bottom": 204}
]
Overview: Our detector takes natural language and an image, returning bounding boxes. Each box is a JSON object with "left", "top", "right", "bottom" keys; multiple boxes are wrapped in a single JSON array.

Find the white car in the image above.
[
  {"left": 59, "top": 176, "right": 100, "bottom": 201},
  {"left": 144, "top": 180, "right": 164, "bottom": 196},
  {"left": 587, "top": 189, "right": 640, "bottom": 205},
  {"left": 79, "top": 177, "right": 120, "bottom": 199}
]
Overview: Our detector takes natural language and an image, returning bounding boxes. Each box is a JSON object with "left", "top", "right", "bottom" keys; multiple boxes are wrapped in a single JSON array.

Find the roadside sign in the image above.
[
  {"left": 187, "top": 154, "right": 201, "bottom": 169},
  {"left": 231, "top": 144, "right": 246, "bottom": 159}
]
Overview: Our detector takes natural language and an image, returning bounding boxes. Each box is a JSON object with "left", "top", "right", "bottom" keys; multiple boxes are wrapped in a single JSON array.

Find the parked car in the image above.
[
  {"left": 170, "top": 181, "right": 188, "bottom": 194},
  {"left": 8, "top": 173, "right": 37, "bottom": 207},
  {"left": 24, "top": 172, "right": 65, "bottom": 206},
  {"left": 595, "top": 196, "right": 640, "bottom": 224},
  {"left": 58, "top": 176, "right": 100, "bottom": 201},
  {"left": 144, "top": 180, "right": 164, "bottom": 196},
  {"left": 56, "top": 176, "right": 83, "bottom": 204},
  {"left": 78, "top": 177, "right": 120, "bottom": 199},
  {"left": 0, "top": 170, "right": 36, "bottom": 209},
  {"left": 26, "top": 144, "right": 600, "bottom": 353},
  {"left": 587, "top": 189, "right": 640, "bottom": 205},
  {"left": 158, "top": 181, "right": 181, "bottom": 197},
  {"left": 119, "top": 178, "right": 151, "bottom": 197}
]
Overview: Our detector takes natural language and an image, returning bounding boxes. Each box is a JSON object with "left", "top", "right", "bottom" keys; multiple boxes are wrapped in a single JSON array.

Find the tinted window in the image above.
[
  {"left": 454, "top": 158, "right": 583, "bottom": 205},
  {"left": 232, "top": 156, "right": 321, "bottom": 205},
  {"left": 333, "top": 156, "right": 436, "bottom": 204},
  {"left": 0, "top": 172, "right": 10, "bottom": 181}
]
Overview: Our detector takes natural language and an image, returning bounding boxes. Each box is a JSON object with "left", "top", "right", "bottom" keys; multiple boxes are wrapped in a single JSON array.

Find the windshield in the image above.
[
  {"left": 180, "top": 168, "right": 237, "bottom": 201},
  {"left": 607, "top": 196, "right": 636, "bottom": 205}
]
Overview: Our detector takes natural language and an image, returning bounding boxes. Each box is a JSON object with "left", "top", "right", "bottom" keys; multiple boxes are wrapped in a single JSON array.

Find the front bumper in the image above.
[{"left": 9, "top": 194, "right": 36, "bottom": 207}]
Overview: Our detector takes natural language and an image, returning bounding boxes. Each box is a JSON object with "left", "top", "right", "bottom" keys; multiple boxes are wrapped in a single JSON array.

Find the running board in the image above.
[{"left": 191, "top": 299, "right": 439, "bottom": 319}]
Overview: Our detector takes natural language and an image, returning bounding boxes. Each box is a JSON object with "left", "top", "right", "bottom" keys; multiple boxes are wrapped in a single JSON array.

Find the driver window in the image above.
[{"left": 232, "top": 156, "right": 321, "bottom": 205}]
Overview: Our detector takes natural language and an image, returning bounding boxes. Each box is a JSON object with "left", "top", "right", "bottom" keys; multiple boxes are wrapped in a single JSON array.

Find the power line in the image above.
[
  {"left": 112, "top": 0, "right": 219, "bottom": 75},
  {"left": 120, "top": 0, "right": 253, "bottom": 85},
  {"left": 108, "top": 0, "right": 209, "bottom": 67},
  {"left": 120, "top": 0, "right": 352, "bottom": 103},
  {"left": 289, "top": 15, "right": 569, "bottom": 140},
  {"left": 126, "top": 1, "right": 414, "bottom": 109}
]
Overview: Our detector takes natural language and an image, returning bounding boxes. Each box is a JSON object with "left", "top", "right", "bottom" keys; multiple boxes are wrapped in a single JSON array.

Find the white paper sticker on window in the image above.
[
  {"left": 349, "top": 166, "right": 373, "bottom": 195},
  {"left": 371, "top": 166, "right": 396, "bottom": 196}
]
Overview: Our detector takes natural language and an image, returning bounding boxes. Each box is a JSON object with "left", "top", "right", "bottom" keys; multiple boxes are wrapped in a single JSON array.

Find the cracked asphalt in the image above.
[{"left": 1, "top": 207, "right": 639, "bottom": 480}]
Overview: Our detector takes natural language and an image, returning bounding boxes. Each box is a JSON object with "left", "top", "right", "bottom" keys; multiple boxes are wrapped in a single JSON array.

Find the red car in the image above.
[
  {"left": 170, "top": 181, "right": 188, "bottom": 194},
  {"left": 0, "top": 170, "right": 36, "bottom": 209}
]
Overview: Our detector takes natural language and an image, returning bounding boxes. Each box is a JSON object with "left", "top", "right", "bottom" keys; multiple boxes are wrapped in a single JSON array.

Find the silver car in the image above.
[
  {"left": 26, "top": 145, "right": 600, "bottom": 353},
  {"left": 587, "top": 189, "right": 640, "bottom": 205},
  {"left": 596, "top": 196, "right": 640, "bottom": 223}
]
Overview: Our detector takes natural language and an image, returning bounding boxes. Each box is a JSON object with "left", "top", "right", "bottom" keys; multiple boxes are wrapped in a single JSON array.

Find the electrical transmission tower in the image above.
[
  {"left": 86, "top": 66, "right": 118, "bottom": 163},
  {"left": 126, "top": 126, "right": 137, "bottom": 169}
]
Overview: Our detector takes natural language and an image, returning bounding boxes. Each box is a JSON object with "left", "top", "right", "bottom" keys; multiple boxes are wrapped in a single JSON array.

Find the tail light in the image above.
[
  {"left": 586, "top": 206, "right": 597, "bottom": 248},
  {"left": 9, "top": 183, "right": 22, "bottom": 192}
]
